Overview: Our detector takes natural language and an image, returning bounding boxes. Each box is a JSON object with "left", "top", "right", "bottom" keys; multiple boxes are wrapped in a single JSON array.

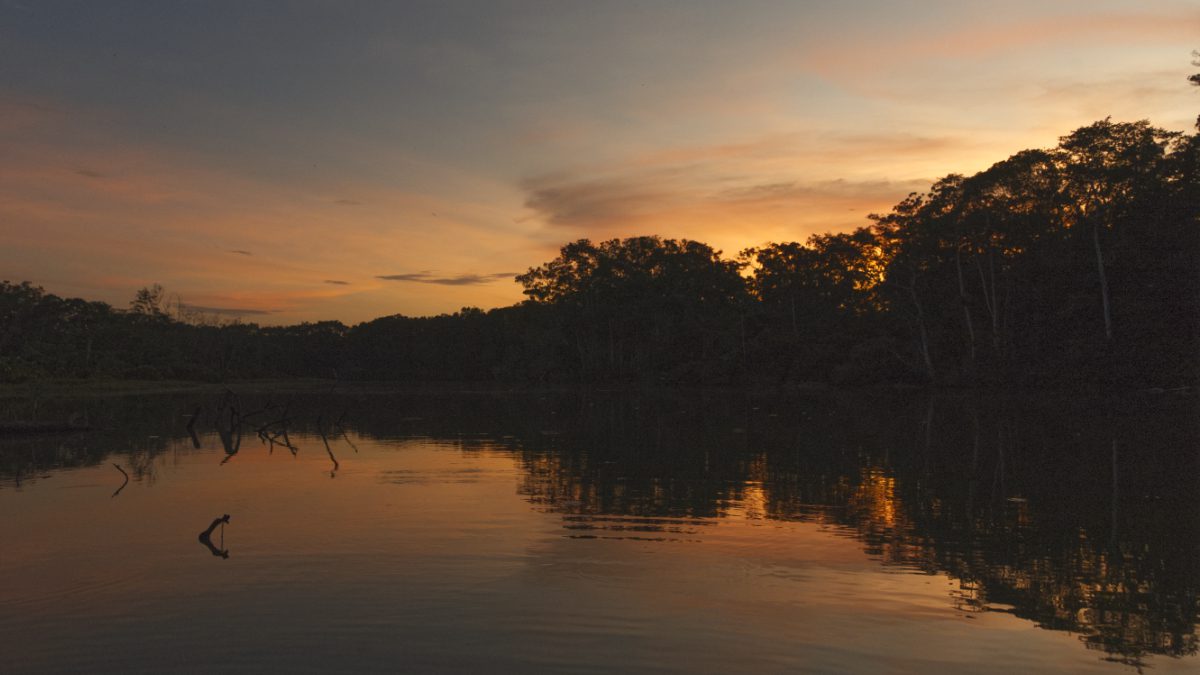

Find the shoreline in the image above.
[{"left": 0, "top": 377, "right": 1192, "bottom": 401}]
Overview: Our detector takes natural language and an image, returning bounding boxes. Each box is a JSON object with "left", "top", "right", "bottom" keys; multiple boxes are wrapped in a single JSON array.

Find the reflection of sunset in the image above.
[
  {"left": 2, "top": 386, "right": 1198, "bottom": 672},
  {"left": 850, "top": 468, "right": 900, "bottom": 530},
  {"left": 737, "top": 453, "right": 769, "bottom": 520}
]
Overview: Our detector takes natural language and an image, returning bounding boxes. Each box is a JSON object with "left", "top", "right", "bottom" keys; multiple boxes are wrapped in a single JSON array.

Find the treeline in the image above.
[{"left": 2, "top": 119, "right": 1197, "bottom": 387}]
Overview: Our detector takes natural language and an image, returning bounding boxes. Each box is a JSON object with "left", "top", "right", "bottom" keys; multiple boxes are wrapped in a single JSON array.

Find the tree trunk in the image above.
[
  {"left": 575, "top": 330, "right": 587, "bottom": 376},
  {"left": 1092, "top": 222, "right": 1113, "bottom": 341},
  {"left": 740, "top": 312, "right": 748, "bottom": 371},
  {"left": 974, "top": 255, "right": 999, "bottom": 349},
  {"left": 790, "top": 296, "right": 798, "bottom": 340},
  {"left": 1110, "top": 437, "right": 1119, "bottom": 546},
  {"left": 955, "top": 244, "right": 977, "bottom": 364},
  {"left": 907, "top": 270, "right": 936, "bottom": 382},
  {"left": 607, "top": 319, "right": 615, "bottom": 373}
]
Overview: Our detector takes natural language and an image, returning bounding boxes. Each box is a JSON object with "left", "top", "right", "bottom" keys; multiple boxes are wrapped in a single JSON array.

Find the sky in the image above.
[{"left": 1, "top": 0, "right": 1197, "bottom": 325}]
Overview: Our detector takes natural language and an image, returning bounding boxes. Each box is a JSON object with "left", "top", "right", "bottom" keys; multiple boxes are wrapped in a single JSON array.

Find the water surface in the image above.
[{"left": 2, "top": 388, "right": 1197, "bottom": 672}]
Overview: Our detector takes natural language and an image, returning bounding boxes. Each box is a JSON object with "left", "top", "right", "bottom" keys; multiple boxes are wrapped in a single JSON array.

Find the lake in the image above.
[{"left": 1, "top": 387, "right": 1197, "bottom": 673}]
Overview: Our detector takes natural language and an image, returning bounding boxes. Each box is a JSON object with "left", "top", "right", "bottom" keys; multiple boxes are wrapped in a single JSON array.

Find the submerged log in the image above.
[{"left": 198, "top": 514, "right": 231, "bottom": 559}]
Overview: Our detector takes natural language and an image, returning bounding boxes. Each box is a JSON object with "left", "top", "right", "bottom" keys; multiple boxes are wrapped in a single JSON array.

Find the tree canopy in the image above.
[{"left": 3, "top": 117, "right": 1197, "bottom": 387}]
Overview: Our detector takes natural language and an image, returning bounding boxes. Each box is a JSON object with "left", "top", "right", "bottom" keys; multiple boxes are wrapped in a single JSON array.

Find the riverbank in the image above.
[
  {"left": 0, "top": 378, "right": 341, "bottom": 399},
  {"left": 0, "top": 376, "right": 1189, "bottom": 403}
]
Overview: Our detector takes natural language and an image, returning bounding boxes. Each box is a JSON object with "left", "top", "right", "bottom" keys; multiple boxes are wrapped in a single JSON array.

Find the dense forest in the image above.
[{"left": 3, "top": 118, "right": 1197, "bottom": 388}]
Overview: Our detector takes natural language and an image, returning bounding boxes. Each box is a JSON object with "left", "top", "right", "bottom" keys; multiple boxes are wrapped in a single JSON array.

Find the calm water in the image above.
[{"left": 1, "top": 388, "right": 1197, "bottom": 673}]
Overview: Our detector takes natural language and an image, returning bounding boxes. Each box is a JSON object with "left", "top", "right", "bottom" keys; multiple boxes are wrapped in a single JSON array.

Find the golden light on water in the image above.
[{"left": 850, "top": 467, "right": 901, "bottom": 531}]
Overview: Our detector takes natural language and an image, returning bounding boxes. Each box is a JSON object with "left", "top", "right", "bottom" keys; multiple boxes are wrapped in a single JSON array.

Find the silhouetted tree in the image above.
[
  {"left": 517, "top": 236, "right": 749, "bottom": 381},
  {"left": 129, "top": 283, "right": 168, "bottom": 318},
  {"left": 2, "top": 116, "right": 1195, "bottom": 387}
]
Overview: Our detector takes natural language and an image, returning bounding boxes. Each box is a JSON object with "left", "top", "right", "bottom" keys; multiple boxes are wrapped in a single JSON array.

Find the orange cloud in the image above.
[
  {"left": 517, "top": 127, "right": 976, "bottom": 255},
  {"left": 804, "top": 9, "right": 1200, "bottom": 75},
  {"left": 0, "top": 96, "right": 533, "bottom": 323},
  {"left": 520, "top": 167, "right": 931, "bottom": 257}
]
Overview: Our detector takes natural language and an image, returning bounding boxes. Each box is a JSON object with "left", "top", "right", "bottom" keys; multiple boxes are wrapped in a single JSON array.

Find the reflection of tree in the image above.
[
  {"left": 3, "top": 388, "right": 1196, "bottom": 663},
  {"left": 0, "top": 394, "right": 178, "bottom": 488},
  {"left": 494, "top": 390, "right": 1199, "bottom": 664}
]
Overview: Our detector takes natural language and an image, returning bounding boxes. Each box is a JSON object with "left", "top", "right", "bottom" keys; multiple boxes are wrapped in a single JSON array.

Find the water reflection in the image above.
[{"left": 1, "top": 387, "right": 1196, "bottom": 668}]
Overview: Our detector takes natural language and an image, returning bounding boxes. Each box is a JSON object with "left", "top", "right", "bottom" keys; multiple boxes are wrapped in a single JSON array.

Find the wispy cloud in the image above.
[
  {"left": 716, "top": 178, "right": 932, "bottom": 206},
  {"left": 377, "top": 272, "right": 517, "bottom": 286},
  {"left": 0, "top": 98, "right": 529, "bottom": 324},
  {"left": 634, "top": 132, "right": 967, "bottom": 168},
  {"left": 179, "top": 304, "right": 274, "bottom": 316},
  {"left": 518, "top": 128, "right": 981, "bottom": 239},
  {"left": 333, "top": 199, "right": 360, "bottom": 206},
  {"left": 804, "top": 9, "right": 1200, "bottom": 76},
  {"left": 522, "top": 174, "right": 680, "bottom": 229},
  {"left": 522, "top": 170, "right": 931, "bottom": 231}
]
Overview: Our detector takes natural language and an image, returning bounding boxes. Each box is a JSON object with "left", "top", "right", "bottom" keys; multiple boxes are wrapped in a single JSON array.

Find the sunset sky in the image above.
[{"left": 2, "top": 1, "right": 1197, "bottom": 324}]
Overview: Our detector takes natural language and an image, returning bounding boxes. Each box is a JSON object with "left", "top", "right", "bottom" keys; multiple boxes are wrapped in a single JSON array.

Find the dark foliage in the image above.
[{"left": 3, "top": 119, "right": 1197, "bottom": 387}]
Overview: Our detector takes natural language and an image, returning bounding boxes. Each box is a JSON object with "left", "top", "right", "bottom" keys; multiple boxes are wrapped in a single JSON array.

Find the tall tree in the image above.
[
  {"left": 1055, "top": 120, "right": 1178, "bottom": 343},
  {"left": 129, "top": 283, "right": 168, "bottom": 318}
]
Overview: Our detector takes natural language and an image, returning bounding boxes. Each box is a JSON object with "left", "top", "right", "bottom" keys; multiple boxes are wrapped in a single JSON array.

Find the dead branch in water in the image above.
[
  {"left": 215, "top": 392, "right": 242, "bottom": 464},
  {"left": 185, "top": 405, "right": 202, "bottom": 449},
  {"left": 111, "top": 463, "right": 129, "bottom": 498},
  {"left": 254, "top": 403, "right": 298, "bottom": 455},
  {"left": 337, "top": 423, "right": 359, "bottom": 454},
  {"left": 317, "top": 415, "right": 339, "bottom": 477},
  {"left": 197, "top": 514, "right": 231, "bottom": 559}
]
